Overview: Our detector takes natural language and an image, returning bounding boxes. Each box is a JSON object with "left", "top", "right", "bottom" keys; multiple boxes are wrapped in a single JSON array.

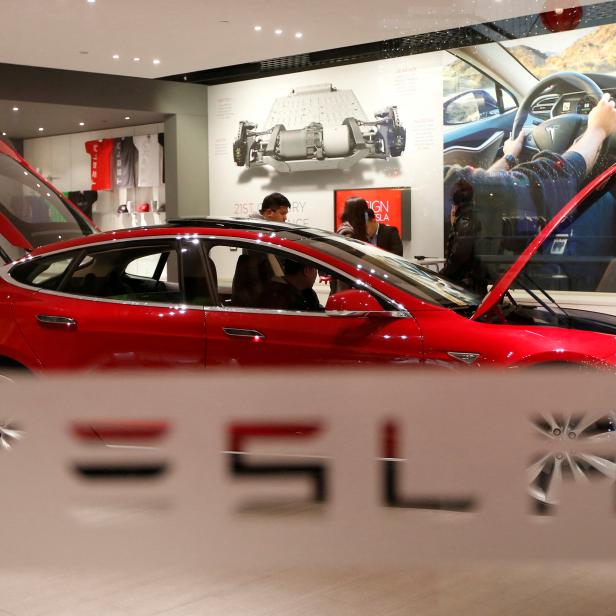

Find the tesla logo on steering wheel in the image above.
[{"left": 546, "top": 125, "right": 559, "bottom": 142}]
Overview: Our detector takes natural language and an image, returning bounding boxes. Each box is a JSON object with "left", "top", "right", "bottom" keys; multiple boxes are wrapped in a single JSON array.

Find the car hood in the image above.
[{"left": 472, "top": 162, "right": 616, "bottom": 321}]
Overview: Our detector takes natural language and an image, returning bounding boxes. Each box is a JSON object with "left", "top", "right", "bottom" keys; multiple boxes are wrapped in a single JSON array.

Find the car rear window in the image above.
[
  {"left": 0, "top": 153, "right": 94, "bottom": 253},
  {"left": 10, "top": 252, "right": 76, "bottom": 290}
]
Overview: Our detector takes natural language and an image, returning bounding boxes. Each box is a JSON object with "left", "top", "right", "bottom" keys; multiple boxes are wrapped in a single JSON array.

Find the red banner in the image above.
[{"left": 334, "top": 187, "right": 410, "bottom": 238}]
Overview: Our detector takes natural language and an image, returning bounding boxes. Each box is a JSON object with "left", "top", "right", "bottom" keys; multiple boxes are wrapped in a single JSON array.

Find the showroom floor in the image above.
[{"left": 1, "top": 564, "right": 615, "bottom": 615}]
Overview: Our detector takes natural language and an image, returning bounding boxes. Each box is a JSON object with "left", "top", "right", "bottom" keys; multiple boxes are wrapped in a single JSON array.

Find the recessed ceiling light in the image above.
[
  {"left": 1, "top": 132, "right": 6, "bottom": 136},
  {"left": 254, "top": 25, "right": 262, "bottom": 31},
  {"left": 133, "top": 57, "right": 141, "bottom": 62},
  {"left": 275, "top": 29, "right": 283, "bottom": 35},
  {"left": 79, "top": 122, "right": 85, "bottom": 126},
  {"left": 124, "top": 116, "right": 131, "bottom": 120},
  {"left": 12, "top": 107, "right": 19, "bottom": 112},
  {"left": 112, "top": 54, "right": 120, "bottom": 60},
  {"left": 38, "top": 127, "right": 45, "bottom": 132},
  {"left": 87, "top": 0, "right": 95, "bottom": 3},
  {"left": 295, "top": 32, "right": 303, "bottom": 38},
  {"left": 153, "top": 58, "right": 161, "bottom": 65}
]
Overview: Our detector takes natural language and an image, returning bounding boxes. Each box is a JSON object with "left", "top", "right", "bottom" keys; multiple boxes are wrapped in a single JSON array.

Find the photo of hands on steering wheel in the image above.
[{"left": 442, "top": 23, "right": 616, "bottom": 297}]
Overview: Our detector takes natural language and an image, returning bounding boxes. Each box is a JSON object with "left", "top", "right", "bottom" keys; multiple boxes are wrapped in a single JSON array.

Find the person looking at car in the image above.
[
  {"left": 257, "top": 258, "right": 323, "bottom": 312},
  {"left": 337, "top": 197, "right": 369, "bottom": 241},
  {"left": 441, "top": 180, "right": 487, "bottom": 294},
  {"left": 366, "top": 208, "right": 403, "bottom": 256},
  {"left": 254, "top": 192, "right": 290, "bottom": 222}
]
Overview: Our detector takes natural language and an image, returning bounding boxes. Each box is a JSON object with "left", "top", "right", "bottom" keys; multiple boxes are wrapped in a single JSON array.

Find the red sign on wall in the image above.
[{"left": 334, "top": 187, "right": 411, "bottom": 240}]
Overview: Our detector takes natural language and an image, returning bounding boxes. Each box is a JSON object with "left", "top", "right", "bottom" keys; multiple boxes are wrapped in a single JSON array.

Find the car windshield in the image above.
[
  {"left": 504, "top": 173, "right": 616, "bottom": 306},
  {"left": 0, "top": 153, "right": 94, "bottom": 260},
  {"left": 296, "top": 230, "right": 481, "bottom": 308},
  {"left": 501, "top": 24, "right": 616, "bottom": 80}
]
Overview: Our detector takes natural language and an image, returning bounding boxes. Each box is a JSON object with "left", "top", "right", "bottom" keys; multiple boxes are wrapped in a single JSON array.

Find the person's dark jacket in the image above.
[
  {"left": 441, "top": 203, "right": 486, "bottom": 294},
  {"left": 375, "top": 224, "right": 403, "bottom": 256}
]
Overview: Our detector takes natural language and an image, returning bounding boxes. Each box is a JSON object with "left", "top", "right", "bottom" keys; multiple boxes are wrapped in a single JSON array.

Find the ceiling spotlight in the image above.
[
  {"left": 12, "top": 107, "right": 19, "bottom": 112},
  {"left": 133, "top": 57, "right": 141, "bottom": 62},
  {"left": 295, "top": 32, "right": 303, "bottom": 38},
  {"left": 153, "top": 58, "right": 161, "bottom": 65},
  {"left": 79, "top": 122, "right": 85, "bottom": 126},
  {"left": 38, "top": 127, "right": 44, "bottom": 132},
  {"left": 275, "top": 29, "right": 283, "bottom": 35},
  {"left": 112, "top": 54, "right": 120, "bottom": 60},
  {"left": 254, "top": 25, "right": 262, "bottom": 31},
  {"left": 1, "top": 132, "right": 6, "bottom": 136},
  {"left": 87, "top": 0, "right": 95, "bottom": 3},
  {"left": 124, "top": 116, "right": 131, "bottom": 120}
]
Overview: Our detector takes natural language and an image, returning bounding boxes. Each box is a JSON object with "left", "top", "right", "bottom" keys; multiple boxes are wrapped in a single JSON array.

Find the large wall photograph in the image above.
[{"left": 442, "top": 22, "right": 616, "bottom": 295}]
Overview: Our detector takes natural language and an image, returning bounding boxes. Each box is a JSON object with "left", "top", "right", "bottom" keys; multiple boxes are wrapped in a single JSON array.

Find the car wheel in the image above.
[
  {"left": 529, "top": 412, "right": 616, "bottom": 510},
  {"left": 0, "top": 362, "right": 30, "bottom": 384}
]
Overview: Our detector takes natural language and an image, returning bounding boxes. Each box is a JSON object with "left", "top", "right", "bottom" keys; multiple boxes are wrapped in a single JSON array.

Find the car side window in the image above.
[
  {"left": 443, "top": 55, "right": 516, "bottom": 125},
  {"left": 10, "top": 252, "right": 76, "bottom": 290},
  {"left": 57, "top": 242, "right": 183, "bottom": 304},
  {"left": 206, "top": 241, "right": 385, "bottom": 313}
]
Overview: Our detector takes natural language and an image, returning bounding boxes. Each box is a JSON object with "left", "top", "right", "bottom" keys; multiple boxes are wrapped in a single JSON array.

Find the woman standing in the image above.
[{"left": 337, "top": 197, "right": 369, "bottom": 242}]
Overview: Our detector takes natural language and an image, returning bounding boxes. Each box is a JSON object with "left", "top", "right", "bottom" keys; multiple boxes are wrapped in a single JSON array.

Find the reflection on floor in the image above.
[{"left": 0, "top": 564, "right": 614, "bottom": 615}]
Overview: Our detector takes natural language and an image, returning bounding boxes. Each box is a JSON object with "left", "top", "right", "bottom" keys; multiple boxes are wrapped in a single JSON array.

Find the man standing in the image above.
[
  {"left": 254, "top": 192, "right": 290, "bottom": 222},
  {"left": 366, "top": 208, "right": 403, "bottom": 256}
]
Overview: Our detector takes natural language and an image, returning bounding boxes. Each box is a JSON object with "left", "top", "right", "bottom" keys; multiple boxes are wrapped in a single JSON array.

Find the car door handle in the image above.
[
  {"left": 223, "top": 327, "right": 265, "bottom": 340},
  {"left": 36, "top": 314, "right": 77, "bottom": 328}
]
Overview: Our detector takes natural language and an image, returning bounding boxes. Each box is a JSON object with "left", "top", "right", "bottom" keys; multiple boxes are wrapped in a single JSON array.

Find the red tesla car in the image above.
[{"left": 2, "top": 160, "right": 616, "bottom": 375}]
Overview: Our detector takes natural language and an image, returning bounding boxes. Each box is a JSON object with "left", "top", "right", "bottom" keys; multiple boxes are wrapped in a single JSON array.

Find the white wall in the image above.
[
  {"left": 208, "top": 51, "right": 446, "bottom": 259},
  {"left": 24, "top": 123, "right": 165, "bottom": 232}
]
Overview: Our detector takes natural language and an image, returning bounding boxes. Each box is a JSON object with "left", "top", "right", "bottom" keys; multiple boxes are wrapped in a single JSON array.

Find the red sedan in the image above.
[{"left": 2, "top": 163, "right": 616, "bottom": 375}]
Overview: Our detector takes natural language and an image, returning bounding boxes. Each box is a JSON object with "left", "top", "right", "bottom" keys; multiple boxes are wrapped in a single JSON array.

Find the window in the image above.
[
  {"left": 206, "top": 241, "right": 383, "bottom": 313},
  {"left": 0, "top": 153, "right": 93, "bottom": 251},
  {"left": 10, "top": 252, "right": 76, "bottom": 290},
  {"left": 59, "top": 242, "right": 183, "bottom": 303},
  {"left": 443, "top": 55, "right": 516, "bottom": 126}
]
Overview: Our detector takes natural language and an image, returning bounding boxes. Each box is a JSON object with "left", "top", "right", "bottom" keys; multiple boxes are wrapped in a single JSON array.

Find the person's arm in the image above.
[
  {"left": 488, "top": 131, "right": 525, "bottom": 172},
  {"left": 567, "top": 93, "right": 616, "bottom": 172},
  {"left": 440, "top": 217, "right": 475, "bottom": 280},
  {"left": 388, "top": 226, "right": 404, "bottom": 257},
  {"left": 490, "top": 93, "right": 616, "bottom": 175}
]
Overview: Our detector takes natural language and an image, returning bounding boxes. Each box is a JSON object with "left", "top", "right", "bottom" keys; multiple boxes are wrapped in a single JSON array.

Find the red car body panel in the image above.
[
  {"left": 204, "top": 309, "right": 423, "bottom": 367},
  {"left": 9, "top": 285, "right": 206, "bottom": 370}
]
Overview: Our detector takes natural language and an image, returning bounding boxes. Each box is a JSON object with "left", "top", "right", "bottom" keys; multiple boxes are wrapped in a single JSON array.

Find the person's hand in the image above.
[
  {"left": 587, "top": 93, "right": 616, "bottom": 140},
  {"left": 450, "top": 204, "right": 458, "bottom": 226},
  {"left": 502, "top": 130, "right": 525, "bottom": 158}
]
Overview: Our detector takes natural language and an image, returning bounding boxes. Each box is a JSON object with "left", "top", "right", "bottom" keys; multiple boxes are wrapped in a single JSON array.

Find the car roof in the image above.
[{"left": 26, "top": 217, "right": 323, "bottom": 258}]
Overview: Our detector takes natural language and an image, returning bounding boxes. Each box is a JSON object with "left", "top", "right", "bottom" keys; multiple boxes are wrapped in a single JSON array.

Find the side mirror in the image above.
[{"left": 326, "top": 289, "right": 384, "bottom": 312}]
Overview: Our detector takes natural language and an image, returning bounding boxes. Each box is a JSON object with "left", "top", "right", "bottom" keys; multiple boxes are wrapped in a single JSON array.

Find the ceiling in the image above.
[
  {"left": 0, "top": 100, "right": 165, "bottom": 140},
  {"left": 0, "top": 0, "right": 611, "bottom": 79}
]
